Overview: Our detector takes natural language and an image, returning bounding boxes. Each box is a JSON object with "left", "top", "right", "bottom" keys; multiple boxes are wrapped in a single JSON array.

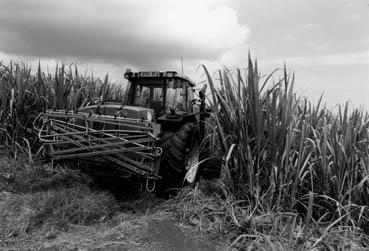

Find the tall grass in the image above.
[
  {"left": 203, "top": 55, "right": 369, "bottom": 233},
  {"left": 0, "top": 61, "right": 126, "bottom": 153}
]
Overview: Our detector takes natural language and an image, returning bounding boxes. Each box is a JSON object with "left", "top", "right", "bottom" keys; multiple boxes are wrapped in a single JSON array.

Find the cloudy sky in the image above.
[{"left": 0, "top": 0, "right": 368, "bottom": 108}]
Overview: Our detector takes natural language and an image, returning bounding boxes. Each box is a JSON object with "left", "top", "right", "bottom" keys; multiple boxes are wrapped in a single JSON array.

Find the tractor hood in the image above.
[
  {"left": 78, "top": 103, "right": 155, "bottom": 121},
  {"left": 121, "top": 105, "right": 155, "bottom": 121}
]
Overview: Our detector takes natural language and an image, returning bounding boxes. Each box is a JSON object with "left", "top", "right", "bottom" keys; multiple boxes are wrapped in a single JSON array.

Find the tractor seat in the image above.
[{"left": 149, "top": 101, "right": 164, "bottom": 114}]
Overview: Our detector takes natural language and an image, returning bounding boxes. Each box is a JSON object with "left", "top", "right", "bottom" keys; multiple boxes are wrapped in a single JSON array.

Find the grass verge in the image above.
[
  {"left": 0, "top": 155, "right": 118, "bottom": 239},
  {"left": 168, "top": 180, "right": 369, "bottom": 250},
  {"left": 0, "top": 186, "right": 117, "bottom": 236}
]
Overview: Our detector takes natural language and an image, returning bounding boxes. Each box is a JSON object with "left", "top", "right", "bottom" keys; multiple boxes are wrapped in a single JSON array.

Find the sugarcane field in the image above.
[{"left": 0, "top": 1, "right": 369, "bottom": 250}]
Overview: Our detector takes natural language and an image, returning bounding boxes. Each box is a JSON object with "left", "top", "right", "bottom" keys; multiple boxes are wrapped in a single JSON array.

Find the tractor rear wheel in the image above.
[{"left": 157, "top": 122, "right": 199, "bottom": 193}]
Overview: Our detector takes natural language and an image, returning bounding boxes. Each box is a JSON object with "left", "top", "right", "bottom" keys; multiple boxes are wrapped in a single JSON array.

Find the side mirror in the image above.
[
  {"left": 199, "top": 84, "right": 207, "bottom": 100},
  {"left": 201, "top": 84, "right": 208, "bottom": 92}
]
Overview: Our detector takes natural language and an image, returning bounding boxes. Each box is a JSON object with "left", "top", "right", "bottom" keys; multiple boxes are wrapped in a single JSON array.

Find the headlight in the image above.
[{"left": 147, "top": 111, "right": 153, "bottom": 122}]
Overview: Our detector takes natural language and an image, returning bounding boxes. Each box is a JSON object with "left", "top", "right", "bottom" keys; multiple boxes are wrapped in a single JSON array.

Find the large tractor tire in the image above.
[{"left": 157, "top": 122, "right": 199, "bottom": 193}]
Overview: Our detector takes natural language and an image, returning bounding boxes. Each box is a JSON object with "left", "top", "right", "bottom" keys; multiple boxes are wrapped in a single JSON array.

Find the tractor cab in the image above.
[{"left": 124, "top": 70, "right": 196, "bottom": 118}]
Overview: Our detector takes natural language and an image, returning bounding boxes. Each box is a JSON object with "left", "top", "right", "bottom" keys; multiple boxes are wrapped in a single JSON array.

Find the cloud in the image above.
[
  {"left": 263, "top": 50, "right": 369, "bottom": 68},
  {"left": 284, "top": 34, "right": 297, "bottom": 41},
  {"left": 0, "top": 0, "right": 249, "bottom": 68},
  {"left": 301, "top": 23, "right": 320, "bottom": 31}
]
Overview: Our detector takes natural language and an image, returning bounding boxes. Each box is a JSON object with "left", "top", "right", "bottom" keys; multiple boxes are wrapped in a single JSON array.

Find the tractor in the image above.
[{"left": 34, "top": 70, "right": 209, "bottom": 192}]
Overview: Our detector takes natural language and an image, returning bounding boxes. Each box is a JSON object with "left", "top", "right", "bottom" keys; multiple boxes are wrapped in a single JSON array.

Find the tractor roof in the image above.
[{"left": 124, "top": 70, "right": 196, "bottom": 87}]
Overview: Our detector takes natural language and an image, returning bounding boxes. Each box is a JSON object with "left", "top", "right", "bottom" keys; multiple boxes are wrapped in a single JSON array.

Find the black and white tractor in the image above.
[{"left": 36, "top": 70, "right": 209, "bottom": 192}]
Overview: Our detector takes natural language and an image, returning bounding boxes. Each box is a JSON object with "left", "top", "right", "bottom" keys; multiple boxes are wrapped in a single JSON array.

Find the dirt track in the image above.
[
  {"left": 0, "top": 203, "right": 221, "bottom": 251},
  {"left": 0, "top": 154, "right": 225, "bottom": 250}
]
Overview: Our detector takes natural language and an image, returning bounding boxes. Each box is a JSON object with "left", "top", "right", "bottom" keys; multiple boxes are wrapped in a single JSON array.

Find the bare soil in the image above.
[
  {"left": 0, "top": 197, "right": 222, "bottom": 251},
  {"left": 0, "top": 154, "right": 226, "bottom": 251}
]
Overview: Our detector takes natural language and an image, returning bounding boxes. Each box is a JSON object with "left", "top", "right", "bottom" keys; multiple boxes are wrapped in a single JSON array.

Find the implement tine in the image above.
[{"left": 40, "top": 111, "right": 162, "bottom": 177}]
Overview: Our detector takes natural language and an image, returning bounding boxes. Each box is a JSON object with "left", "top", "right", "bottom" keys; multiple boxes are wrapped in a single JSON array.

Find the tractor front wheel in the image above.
[{"left": 157, "top": 122, "right": 199, "bottom": 194}]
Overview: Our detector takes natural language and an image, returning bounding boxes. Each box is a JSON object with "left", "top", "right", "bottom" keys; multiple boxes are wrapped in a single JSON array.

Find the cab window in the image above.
[
  {"left": 131, "top": 83, "right": 164, "bottom": 114},
  {"left": 132, "top": 85, "right": 150, "bottom": 106},
  {"left": 187, "top": 86, "right": 194, "bottom": 111},
  {"left": 166, "top": 79, "right": 187, "bottom": 112}
]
